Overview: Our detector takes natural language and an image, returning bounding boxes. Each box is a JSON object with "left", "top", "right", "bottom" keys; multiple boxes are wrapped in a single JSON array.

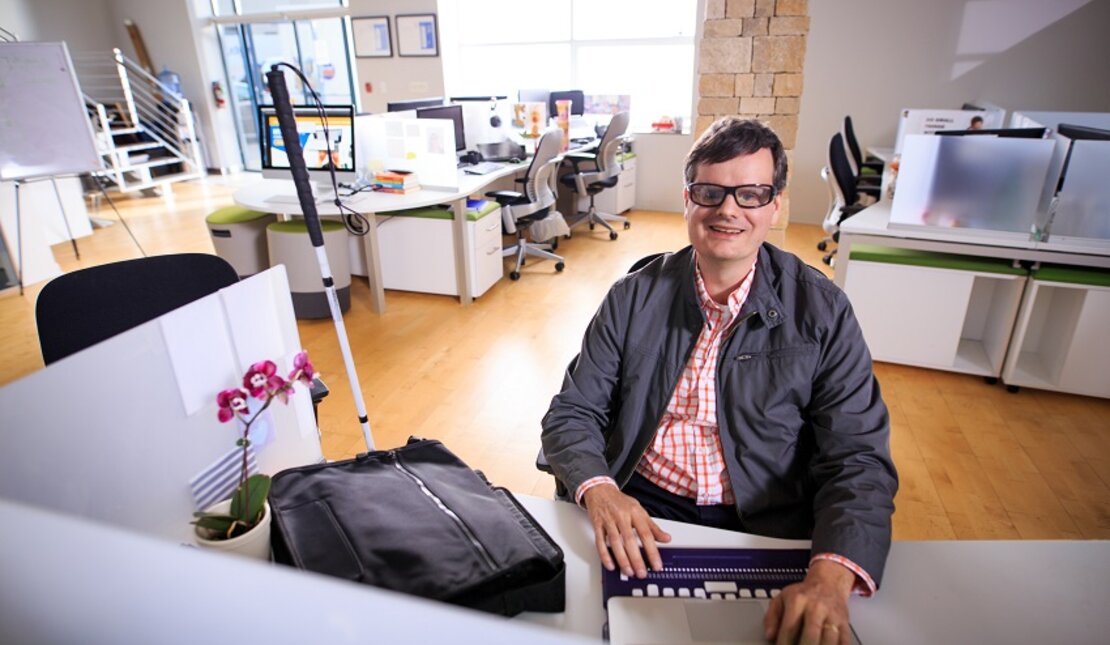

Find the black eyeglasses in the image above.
[{"left": 686, "top": 183, "right": 777, "bottom": 209}]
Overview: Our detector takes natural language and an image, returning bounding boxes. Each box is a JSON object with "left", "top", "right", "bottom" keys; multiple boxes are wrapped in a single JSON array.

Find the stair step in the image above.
[
  {"left": 116, "top": 157, "right": 184, "bottom": 171},
  {"left": 111, "top": 171, "right": 204, "bottom": 193},
  {"left": 113, "top": 142, "right": 163, "bottom": 154},
  {"left": 110, "top": 127, "right": 142, "bottom": 135}
]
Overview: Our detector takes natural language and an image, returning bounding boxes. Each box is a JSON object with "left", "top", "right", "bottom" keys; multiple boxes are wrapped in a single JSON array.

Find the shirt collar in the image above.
[{"left": 693, "top": 254, "right": 757, "bottom": 322}]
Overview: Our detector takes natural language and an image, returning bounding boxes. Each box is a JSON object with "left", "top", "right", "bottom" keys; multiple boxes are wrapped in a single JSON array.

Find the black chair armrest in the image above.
[
  {"left": 564, "top": 152, "right": 596, "bottom": 173},
  {"left": 485, "top": 190, "right": 524, "bottom": 205},
  {"left": 310, "top": 376, "right": 329, "bottom": 403}
]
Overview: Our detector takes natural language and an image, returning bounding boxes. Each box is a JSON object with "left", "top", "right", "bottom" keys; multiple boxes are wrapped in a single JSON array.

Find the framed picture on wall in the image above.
[
  {"left": 352, "top": 16, "right": 392, "bottom": 58},
  {"left": 395, "top": 14, "right": 438, "bottom": 57}
]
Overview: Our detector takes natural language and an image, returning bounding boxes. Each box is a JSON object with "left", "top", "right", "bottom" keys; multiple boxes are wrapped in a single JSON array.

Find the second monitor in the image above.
[{"left": 416, "top": 104, "right": 466, "bottom": 152}]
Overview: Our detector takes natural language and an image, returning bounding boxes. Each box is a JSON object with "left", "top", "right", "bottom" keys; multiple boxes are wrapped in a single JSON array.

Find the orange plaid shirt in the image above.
[{"left": 575, "top": 256, "right": 876, "bottom": 595}]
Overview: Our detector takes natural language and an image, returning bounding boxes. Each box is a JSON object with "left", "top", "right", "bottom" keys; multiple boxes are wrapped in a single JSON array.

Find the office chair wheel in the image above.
[
  {"left": 589, "top": 223, "right": 595, "bottom": 230},
  {"left": 817, "top": 241, "right": 828, "bottom": 251},
  {"left": 509, "top": 271, "right": 521, "bottom": 281},
  {"left": 623, "top": 221, "right": 631, "bottom": 230},
  {"left": 609, "top": 231, "right": 618, "bottom": 241},
  {"left": 984, "top": 376, "right": 998, "bottom": 385},
  {"left": 1006, "top": 384, "right": 1020, "bottom": 394},
  {"left": 550, "top": 238, "right": 559, "bottom": 250},
  {"left": 822, "top": 253, "right": 834, "bottom": 265},
  {"left": 555, "top": 262, "right": 565, "bottom": 272}
]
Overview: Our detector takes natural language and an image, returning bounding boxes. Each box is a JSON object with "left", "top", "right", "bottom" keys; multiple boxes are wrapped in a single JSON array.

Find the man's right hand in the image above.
[{"left": 583, "top": 483, "right": 671, "bottom": 578}]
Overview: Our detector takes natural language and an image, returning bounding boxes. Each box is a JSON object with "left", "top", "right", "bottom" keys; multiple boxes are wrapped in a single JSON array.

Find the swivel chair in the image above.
[
  {"left": 486, "top": 128, "right": 566, "bottom": 280},
  {"left": 843, "top": 115, "right": 885, "bottom": 178},
  {"left": 535, "top": 251, "right": 667, "bottom": 499},
  {"left": 35, "top": 253, "right": 329, "bottom": 419},
  {"left": 818, "top": 133, "right": 873, "bottom": 267},
  {"left": 560, "top": 111, "right": 631, "bottom": 241}
]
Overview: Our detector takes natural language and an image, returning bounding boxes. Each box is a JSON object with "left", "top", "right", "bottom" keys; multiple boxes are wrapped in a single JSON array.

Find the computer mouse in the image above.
[{"left": 509, "top": 157, "right": 522, "bottom": 163}]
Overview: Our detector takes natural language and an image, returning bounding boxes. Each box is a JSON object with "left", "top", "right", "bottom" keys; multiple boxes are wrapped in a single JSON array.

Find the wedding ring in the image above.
[{"left": 823, "top": 624, "right": 840, "bottom": 632}]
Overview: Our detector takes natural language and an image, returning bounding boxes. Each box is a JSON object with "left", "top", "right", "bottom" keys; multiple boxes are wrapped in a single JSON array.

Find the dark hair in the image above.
[
  {"left": 970, "top": 115, "right": 984, "bottom": 124},
  {"left": 684, "top": 117, "right": 788, "bottom": 192}
]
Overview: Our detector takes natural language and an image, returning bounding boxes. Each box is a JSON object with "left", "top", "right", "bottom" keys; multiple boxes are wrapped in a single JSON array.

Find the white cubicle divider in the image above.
[
  {"left": 890, "top": 134, "right": 1055, "bottom": 242},
  {"left": 0, "top": 267, "right": 323, "bottom": 544},
  {"left": 358, "top": 114, "right": 459, "bottom": 190},
  {"left": 1049, "top": 139, "right": 1110, "bottom": 247},
  {"left": 893, "top": 108, "right": 1003, "bottom": 154}
]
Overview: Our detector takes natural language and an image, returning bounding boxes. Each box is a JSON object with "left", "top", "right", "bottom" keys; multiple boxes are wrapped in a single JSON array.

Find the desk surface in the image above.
[
  {"left": 234, "top": 164, "right": 527, "bottom": 314},
  {"left": 516, "top": 496, "right": 1110, "bottom": 644}
]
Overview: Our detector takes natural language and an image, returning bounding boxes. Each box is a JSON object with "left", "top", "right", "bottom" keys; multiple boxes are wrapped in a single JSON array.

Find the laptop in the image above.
[{"left": 607, "top": 597, "right": 862, "bottom": 645}]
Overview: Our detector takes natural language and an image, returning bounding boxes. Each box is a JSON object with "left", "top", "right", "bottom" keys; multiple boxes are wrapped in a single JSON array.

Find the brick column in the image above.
[{"left": 696, "top": 0, "right": 809, "bottom": 238}]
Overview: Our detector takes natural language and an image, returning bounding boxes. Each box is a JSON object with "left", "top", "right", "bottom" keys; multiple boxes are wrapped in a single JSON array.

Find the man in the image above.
[
  {"left": 541, "top": 117, "right": 898, "bottom": 644},
  {"left": 969, "top": 115, "right": 984, "bottom": 130}
]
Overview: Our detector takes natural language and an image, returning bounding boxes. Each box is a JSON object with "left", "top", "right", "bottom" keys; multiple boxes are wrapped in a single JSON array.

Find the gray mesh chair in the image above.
[
  {"left": 560, "top": 111, "right": 630, "bottom": 240},
  {"left": 486, "top": 128, "right": 566, "bottom": 280}
]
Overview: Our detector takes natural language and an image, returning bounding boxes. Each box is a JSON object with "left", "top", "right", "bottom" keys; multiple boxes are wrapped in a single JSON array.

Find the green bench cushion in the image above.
[
  {"left": 1033, "top": 264, "right": 1110, "bottom": 287},
  {"left": 206, "top": 205, "right": 271, "bottom": 225},
  {"left": 267, "top": 220, "right": 347, "bottom": 234},
  {"left": 848, "top": 244, "right": 1027, "bottom": 275},
  {"left": 390, "top": 202, "right": 499, "bottom": 222}
]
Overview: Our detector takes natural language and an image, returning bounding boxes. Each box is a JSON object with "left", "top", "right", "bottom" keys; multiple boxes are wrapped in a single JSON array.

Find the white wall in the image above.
[
  {"left": 0, "top": 0, "right": 117, "bottom": 53},
  {"left": 349, "top": 0, "right": 444, "bottom": 114},
  {"left": 792, "top": 0, "right": 1110, "bottom": 225}
]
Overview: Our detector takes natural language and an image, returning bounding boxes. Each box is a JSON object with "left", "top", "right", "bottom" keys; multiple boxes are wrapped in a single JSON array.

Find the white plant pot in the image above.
[{"left": 194, "top": 499, "right": 272, "bottom": 561}]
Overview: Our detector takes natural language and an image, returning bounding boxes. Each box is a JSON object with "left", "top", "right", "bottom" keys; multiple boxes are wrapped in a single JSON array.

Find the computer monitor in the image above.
[
  {"left": 518, "top": 88, "right": 551, "bottom": 104},
  {"left": 416, "top": 104, "right": 466, "bottom": 152},
  {"left": 386, "top": 97, "right": 445, "bottom": 112},
  {"left": 549, "top": 90, "right": 585, "bottom": 118},
  {"left": 935, "top": 127, "right": 1047, "bottom": 138},
  {"left": 258, "top": 104, "right": 356, "bottom": 199}
]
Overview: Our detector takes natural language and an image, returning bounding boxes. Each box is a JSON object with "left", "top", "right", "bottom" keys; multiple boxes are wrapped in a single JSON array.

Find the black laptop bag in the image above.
[{"left": 268, "top": 437, "right": 565, "bottom": 616}]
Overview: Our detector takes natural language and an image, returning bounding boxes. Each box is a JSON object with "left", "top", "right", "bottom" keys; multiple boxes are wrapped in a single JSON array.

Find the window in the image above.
[{"left": 439, "top": 0, "right": 698, "bottom": 132}]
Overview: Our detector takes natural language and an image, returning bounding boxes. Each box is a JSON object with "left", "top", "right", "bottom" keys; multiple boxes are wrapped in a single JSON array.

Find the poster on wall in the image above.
[
  {"left": 893, "top": 108, "right": 1005, "bottom": 153},
  {"left": 396, "top": 14, "right": 438, "bottom": 57},
  {"left": 352, "top": 16, "right": 392, "bottom": 58}
]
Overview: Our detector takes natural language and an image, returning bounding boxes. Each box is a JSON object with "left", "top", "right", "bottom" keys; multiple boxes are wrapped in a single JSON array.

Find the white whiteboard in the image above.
[{"left": 0, "top": 41, "right": 103, "bottom": 181}]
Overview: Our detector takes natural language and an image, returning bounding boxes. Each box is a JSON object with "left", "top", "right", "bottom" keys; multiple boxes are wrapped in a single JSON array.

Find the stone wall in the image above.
[{"left": 696, "top": 0, "right": 810, "bottom": 233}]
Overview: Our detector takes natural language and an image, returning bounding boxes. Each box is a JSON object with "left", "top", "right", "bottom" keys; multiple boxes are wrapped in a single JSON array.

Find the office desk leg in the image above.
[
  {"left": 451, "top": 198, "right": 473, "bottom": 305},
  {"left": 362, "top": 215, "right": 386, "bottom": 314}
]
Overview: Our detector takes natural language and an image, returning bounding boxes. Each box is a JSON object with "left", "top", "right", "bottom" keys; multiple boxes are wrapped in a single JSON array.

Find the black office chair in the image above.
[
  {"left": 560, "top": 111, "right": 631, "bottom": 240},
  {"left": 818, "top": 134, "right": 873, "bottom": 267},
  {"left": 35, "top": 253, "right": 329, "bottom": 417},
  {"left": 843, "top": 116, "right": 885, "bottom": 178},
  {"left": 535, "top": 251, "right": 667, "bottom": 499},
  {"left": 486, "top": 128, "right": 567, "bottom": 280}
]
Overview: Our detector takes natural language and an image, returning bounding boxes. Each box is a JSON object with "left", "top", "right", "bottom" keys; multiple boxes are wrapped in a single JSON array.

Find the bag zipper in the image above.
[{"left": 392, "top": 452, "right": 498, "bottom": 572}]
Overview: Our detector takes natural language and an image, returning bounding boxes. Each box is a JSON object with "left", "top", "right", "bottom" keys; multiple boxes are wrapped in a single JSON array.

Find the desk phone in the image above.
[{"left": 601, "top": 547, "right": 809, "bottom": 606}]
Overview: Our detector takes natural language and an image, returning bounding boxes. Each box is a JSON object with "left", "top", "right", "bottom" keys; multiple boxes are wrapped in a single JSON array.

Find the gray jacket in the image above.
[{"left": 541, "top": 243, "right": 898, "bottom": 586}]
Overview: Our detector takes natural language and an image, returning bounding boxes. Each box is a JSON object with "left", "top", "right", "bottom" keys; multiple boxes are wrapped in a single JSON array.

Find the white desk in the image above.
[
  {"left": 866, "top": 146, "right": 895, "bottom": 164},
  {"left": 234, "top": 164, "right": 527, "bottom": 314},
  {"left": 835, "top": 202, "right": 1110, "bottom": 289},
  {"left": 516, "top": 497, "right": 1110, "bottom": 644}
]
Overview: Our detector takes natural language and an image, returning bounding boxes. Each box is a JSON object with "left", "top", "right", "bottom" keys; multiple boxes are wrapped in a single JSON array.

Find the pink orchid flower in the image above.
[
  {"left": 216, "top": 388, "right": 249, "bottom": 423},
  {"left": 289, "top": 351, "right": 316, "bottom": 385},
  {"left": 243, "top": 360, "right": 284, "bottom": 398}
]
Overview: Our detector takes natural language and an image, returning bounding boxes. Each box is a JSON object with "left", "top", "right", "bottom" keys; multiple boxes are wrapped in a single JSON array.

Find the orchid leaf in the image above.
[{"left": 230, "top": 474, "right": 271, "bottom": 526}]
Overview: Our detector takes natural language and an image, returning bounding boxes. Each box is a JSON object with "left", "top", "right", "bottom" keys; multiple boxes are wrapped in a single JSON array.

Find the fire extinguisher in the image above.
[{"left": 211, "top": 81, "right": 226, "bottom": 108}]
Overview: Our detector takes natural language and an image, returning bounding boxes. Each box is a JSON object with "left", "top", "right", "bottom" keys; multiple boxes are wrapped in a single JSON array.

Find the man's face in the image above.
[{"left": 683, "top": 148, "right": 781, "bottom": 273}]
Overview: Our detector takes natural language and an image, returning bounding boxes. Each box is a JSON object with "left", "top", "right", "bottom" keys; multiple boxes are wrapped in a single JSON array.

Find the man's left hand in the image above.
[{"left": 763, "top": 559, "right": 854, "bottom": 645}]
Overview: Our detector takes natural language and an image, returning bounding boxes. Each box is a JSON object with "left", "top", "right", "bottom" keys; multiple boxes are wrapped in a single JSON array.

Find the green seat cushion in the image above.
[
  {"left": 267, "top": 219, "right": 347, "bottom": 234},
  {"left": 391, "top": 202, "right": 499, "bottom": 222},
  {"left": 206, "top": 205, "right": 271, "bottom": 225},
  {"left": 848, "top": 244, "right": 1027, "bottom": 275},
  {"left": 1033, "top": 264, "right": 1110, "bottom": 287},
  {"left": 617, "top": 151, "right": 637, "bottom": 162}
]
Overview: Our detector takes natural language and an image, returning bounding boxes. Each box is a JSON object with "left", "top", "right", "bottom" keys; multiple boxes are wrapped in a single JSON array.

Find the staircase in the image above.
[{"left": 73, "top": 49, "right": 205, "bottom": 194}]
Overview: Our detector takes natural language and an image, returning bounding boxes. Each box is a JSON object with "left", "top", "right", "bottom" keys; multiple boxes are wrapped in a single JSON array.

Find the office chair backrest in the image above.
[
  {"left": 843, "top": 116, "right": 864, "bottom": 176},
  {"left": 828, "top": 133, "right": 859, "bottom": 206},
  {"left": 594, "top": 111, "right": 630, "bottom": 180},
  {"left": 36, "top": 253, "right": 239, "bottom": 365},
  {"left": 527, "top": 128, "right": 564, "bottom": 208}
]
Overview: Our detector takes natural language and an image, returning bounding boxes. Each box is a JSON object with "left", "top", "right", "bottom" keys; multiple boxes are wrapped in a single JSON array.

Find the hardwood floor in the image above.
[{"left": 2, "top": 177, "right": 1107, "bottom": 541}]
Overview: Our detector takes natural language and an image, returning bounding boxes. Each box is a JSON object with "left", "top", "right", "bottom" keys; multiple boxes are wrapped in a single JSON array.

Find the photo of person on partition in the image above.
[
  {"left": 541, "top": 117, "right": 898, "bottom": 644},
  {"left": 968, "top": 115, "right": 984, "bottom": 130}
]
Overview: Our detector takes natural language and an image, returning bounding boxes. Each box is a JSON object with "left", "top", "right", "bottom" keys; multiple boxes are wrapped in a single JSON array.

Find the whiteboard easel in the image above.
[{"left": 0, "top": 41, "right": 103, "bottom": 291}]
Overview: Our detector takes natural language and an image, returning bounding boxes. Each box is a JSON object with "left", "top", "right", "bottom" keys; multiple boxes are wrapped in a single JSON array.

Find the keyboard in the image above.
[{"left": 463, "top": 161, "right": 503, "bottom": 175}]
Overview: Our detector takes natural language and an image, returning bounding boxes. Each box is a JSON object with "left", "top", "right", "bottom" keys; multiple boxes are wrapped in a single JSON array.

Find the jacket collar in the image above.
[{"left": 676, "top": 244, "right": 787, "bottom": 331}]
